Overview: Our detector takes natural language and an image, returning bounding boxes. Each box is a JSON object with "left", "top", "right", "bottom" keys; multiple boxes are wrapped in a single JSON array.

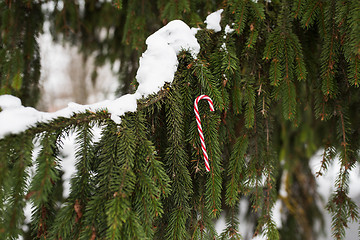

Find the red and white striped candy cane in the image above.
[{"left": 194, "top": 95, "right": 214, "bottom": 172}]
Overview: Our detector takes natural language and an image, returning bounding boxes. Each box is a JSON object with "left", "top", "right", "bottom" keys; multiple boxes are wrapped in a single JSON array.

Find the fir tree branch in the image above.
[
  {"left": 164, "top": 89, "right": 192, "bottom": 240},
  {"left": 226, "top": 135, "right": 248, "bottom": 207}
]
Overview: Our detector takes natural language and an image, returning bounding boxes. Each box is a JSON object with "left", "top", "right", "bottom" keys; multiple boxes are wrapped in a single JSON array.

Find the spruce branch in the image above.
[
  {"left": 219, "top": 205, "right": 242, "bottom": 240},
  {"left": 192, "top": 59, "right": 224, "bottom": 110},
  {"left": 226, "top": 135, "right": 248, "bottom": 207},
  {"left": 164, "top": 89, "right": 192, "bottom": 240},
  {"left": 29, "top": 132, "right": 60, "bottom": 239},
  {"left": 1, "top": 134, "right": 33, "bottom": 239},
  {"left": 49, "top": 123, "right": 94, "bottom": 239},
  {"left": 204, "top": 113, "right": 222, "bottom": 218},
  {"left": 320, "top": 0, "right": 340, "bottom": 97}
]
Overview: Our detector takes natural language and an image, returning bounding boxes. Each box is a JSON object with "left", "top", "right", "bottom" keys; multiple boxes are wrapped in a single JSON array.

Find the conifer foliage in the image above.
[{"left": 1, "top": 0, "right": 360, "bottom": 239}]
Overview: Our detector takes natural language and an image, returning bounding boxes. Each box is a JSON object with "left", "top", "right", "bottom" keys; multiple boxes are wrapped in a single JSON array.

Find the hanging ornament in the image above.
[{"left": 194, "top": 95, "right": 214, "bottom": 172}]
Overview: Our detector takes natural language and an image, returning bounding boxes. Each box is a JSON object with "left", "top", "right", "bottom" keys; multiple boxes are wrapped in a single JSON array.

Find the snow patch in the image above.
[
  {"left": 272, "top": 199, "right": 283, "bottom": 228},
  {"left": 0, "top": 95, "right": 22, "bottom": 109},
  {"left": 136, "top": 20, "right": 200, "bottom": 96},
  {"left": 0, "top": 101, "right": 43, "bottom": 137},
  {"left": 204, "top": 9, "right": 223, "bottom": 32},
  {"left": 60, "top": 134, "right": 76, "bottom": 198},
  {"left": 224, "top": 24, "right": 234, "bottom": 35},
  {"left": 191, "top": 27, "right": 200, "bottom": 36}
]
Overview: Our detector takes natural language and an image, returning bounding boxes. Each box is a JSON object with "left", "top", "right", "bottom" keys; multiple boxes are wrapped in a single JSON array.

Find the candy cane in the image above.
[{"left": 194, "top": 95, "right": 214, "bottom": 172}]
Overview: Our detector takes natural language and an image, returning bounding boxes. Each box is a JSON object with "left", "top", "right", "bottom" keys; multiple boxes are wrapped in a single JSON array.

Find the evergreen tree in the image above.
[{"left": 1, "top": 0, "right": 360, "bottom": 239}]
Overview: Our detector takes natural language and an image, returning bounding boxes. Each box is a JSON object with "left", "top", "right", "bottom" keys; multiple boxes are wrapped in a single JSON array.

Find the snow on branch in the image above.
[
  {"left": 204, "top": 9, "right": 224, "bottom": 32},
  {"left": 0, "top": 20, "right": 201, "bottom": 138}
]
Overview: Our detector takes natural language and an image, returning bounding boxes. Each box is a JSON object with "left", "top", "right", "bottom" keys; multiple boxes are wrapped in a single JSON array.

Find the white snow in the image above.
[
  {"left": 224, "top": 25, "right": 234, "bottom": 35},
  {"left": 272, "top": 199, "right": 283, "bottom": 228},
  {"left": 221, "top": 25, "right": 234, "bottom": 50},
  {"left": 60, "top": 134, "right": 76, "bottom": 198},
  {"left": 221, "top": 43, "right": 227, "bottom": 51},
  {"left": 0, "top": 19, "right": 200, "bottom": 138},
  {"left": 0, "top": 99, "right": 43, "bottom": 137},
  {"left": 204, "top": 9, "right": 223, "bottom": 32},
  {"left": 0, "top": 95, "right": 22, "bottom": 109},
  {"left": 136, "top": 20, "right": 200, "bottom": 96},
  {"left": 191, "top": 27, "right": 201, "bottom": 36}
]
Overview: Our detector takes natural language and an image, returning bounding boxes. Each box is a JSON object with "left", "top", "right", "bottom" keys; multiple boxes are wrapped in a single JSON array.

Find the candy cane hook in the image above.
[{"left": 194, "top": 95, "right": 214, "bottom": 172}]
